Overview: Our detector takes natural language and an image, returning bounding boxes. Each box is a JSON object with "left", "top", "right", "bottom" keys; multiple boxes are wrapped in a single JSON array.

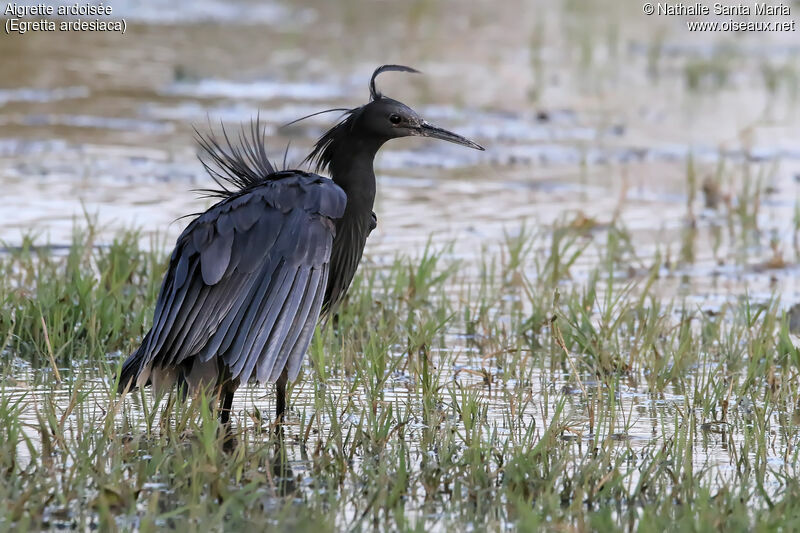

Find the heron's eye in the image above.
[{"left": 389, "top": 114, "right": 402, "bottom": 125}]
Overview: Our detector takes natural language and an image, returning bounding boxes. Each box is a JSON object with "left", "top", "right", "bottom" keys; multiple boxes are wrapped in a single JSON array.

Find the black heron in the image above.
[{"left": 117, "top": 65, "right": 484, "bottom": 425}]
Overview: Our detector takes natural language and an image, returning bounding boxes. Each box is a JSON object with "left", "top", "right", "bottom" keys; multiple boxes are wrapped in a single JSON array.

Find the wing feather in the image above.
[
  {"left": 228, "top": 263, "right": 294, "bottom": 378},
  {"left": 119, "top": 173, "right": 347, "bottom": 393},
  {"left": 252, "top": 267, "right": 311, "bottom": 382},
  {"left": 148, "top": 261, "right": 201, "bottom": 357},
  {"left": 285, "top": 265, "right": 328, "bottom": 381},
  {"left": 229, "top": 209, "right": 284, "bottom": 273},
  {"left": 200, "top": 231, "right": 233, "bottom": 285},
  {"left": 267, "top": 266, "right": 323, "bottom": 382},
  {"left": 211, "top": 253, "right": 283, "bottom": 358}
]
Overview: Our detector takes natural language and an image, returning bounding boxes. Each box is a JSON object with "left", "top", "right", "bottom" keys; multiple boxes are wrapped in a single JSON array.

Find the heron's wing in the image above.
[{"left": 130, "top": 173, "right": 346, "bottom": 386}]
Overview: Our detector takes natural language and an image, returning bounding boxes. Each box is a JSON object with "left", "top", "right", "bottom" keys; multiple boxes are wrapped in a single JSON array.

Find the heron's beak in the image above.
[{"left": 416, "top": 120, "right": 484, "bottom": 151}]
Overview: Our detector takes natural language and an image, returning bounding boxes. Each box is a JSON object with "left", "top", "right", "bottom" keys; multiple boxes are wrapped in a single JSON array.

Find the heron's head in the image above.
[
  {"left": 357, "top": 65, "right": 484, "bottom": 151},
  {"left": 304, "top": 65, "right": 483, "bottom": 173}
]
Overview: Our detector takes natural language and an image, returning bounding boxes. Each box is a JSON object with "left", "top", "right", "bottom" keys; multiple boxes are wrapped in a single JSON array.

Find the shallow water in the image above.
[{"left": 2, "top": 0, "right": 800, "bottom": 526}]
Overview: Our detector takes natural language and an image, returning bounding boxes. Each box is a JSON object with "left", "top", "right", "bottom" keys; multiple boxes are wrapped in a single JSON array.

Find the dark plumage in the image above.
[{"left": 117, "top": 65, "right": 483, "bottom": 425}]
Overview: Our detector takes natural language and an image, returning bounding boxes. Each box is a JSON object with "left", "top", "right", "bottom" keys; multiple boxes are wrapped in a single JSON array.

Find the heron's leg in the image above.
[
  {"left": 219, "top": 388, "right": 235, "bottom": 426},
  {"left": 213, "top": 362, "right": 237, "bottom": 426},
  {"left": 211, "top": 376, "right": 240, "bottom": 451},
  {"left": 276, "top": 368, "right": 289, "bottom": 423}
]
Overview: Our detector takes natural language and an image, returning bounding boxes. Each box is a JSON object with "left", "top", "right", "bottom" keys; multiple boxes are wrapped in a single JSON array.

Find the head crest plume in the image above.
[{"left": 369, "top": 64, "right": 420, "bottom": 101}]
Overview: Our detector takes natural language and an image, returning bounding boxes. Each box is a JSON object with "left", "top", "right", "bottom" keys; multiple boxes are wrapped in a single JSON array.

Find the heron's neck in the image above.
[{"left": 329, "top": 137, "right": 382, "bottom": 214}]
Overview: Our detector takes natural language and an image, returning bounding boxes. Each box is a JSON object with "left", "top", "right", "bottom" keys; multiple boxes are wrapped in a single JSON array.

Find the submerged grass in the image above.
[{"left": 1, "top": 218, "right": 800, "bottom": 532}]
